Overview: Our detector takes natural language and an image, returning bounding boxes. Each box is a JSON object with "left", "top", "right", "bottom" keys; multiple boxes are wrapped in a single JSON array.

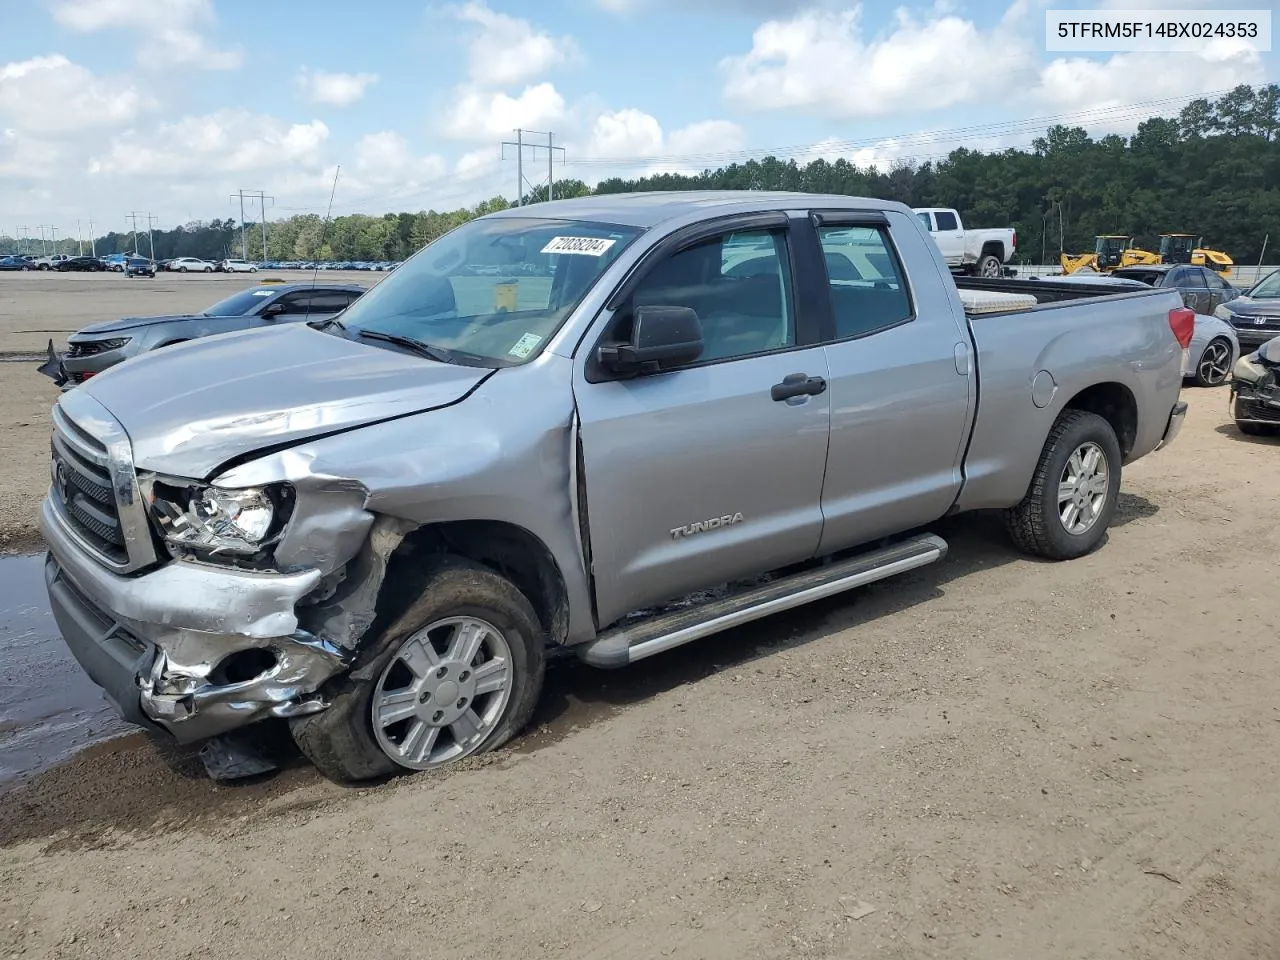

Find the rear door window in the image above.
[{"left": 816, "top": 225, "right": 913, "bottom": 340}]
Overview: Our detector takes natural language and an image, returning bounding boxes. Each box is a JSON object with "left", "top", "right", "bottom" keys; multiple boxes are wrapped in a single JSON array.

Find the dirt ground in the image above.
[
  {"left": 0, "top": 271, "right": 374, "bottom": 551},
  {"left": 1, "top": 277, "right": 1279, "bottom": 959}
]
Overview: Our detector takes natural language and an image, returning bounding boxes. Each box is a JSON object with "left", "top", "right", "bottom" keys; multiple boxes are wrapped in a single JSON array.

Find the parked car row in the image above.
[{"left": 258, "top": 259, "right": 401, "bottom": 271}]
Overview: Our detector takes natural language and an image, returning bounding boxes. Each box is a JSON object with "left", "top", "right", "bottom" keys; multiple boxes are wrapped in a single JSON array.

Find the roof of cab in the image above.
[{"left": 483, "top": 191, "right": 907, "bottom": 229}]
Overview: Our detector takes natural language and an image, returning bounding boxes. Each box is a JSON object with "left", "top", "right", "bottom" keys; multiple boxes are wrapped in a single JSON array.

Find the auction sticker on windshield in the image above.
[
  {"left": 541, "top": 236, "right": 617, "bottom": 256},
  {"left": 508, "top": 332, "right": 543, "bottom": 358}
]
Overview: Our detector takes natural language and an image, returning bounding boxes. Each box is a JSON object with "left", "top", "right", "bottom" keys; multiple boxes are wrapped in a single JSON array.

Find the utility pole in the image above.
[
  {"left": 45, "top": 226, "right": 59, "bottom": 256},
  {"left": 126, "top": 212, "right": 143, "bottom": 255},
  {"left": 230, "top": 190, "right": 251, "bottom": 259},
  {"left": 18, "top": 225, "right": 31, "bottom": 256},
  {"left": 87, "top": 219, "right": 95, "bottom": 257},
  {"left": 500, "top": 129, "right": 564, "bottom": 206},
  {"left": 237, "top": 190, "right": 273, "bottom": 260},
  {"left": 76, "top": 219, "right": 84, "bottom": 256},
  {"left": 145, "top": 213, "right": 159, "bottom": 260}
]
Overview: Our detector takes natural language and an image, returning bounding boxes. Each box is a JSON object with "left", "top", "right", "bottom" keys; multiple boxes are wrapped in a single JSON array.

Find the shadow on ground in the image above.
[{"left": 1214, "top": 422, "right": 1280, "bottom": 446}]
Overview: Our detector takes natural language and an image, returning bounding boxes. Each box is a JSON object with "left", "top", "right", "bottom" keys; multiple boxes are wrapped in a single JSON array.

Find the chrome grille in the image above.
[
  {"left": 51, "top": 406, "right": 127, "bottom": 563},
  {"left": 48, "top": 393, "right": 158, "bottom": 574}
]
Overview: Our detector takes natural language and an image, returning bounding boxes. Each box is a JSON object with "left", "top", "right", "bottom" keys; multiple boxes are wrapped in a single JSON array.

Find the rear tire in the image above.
[
  {"left": 178, "top": 266, "right": 187, "bottom": 273},
  {"left": 1193, "top": 337, "right": 1232, "bottom": 387},
  {"left": 290, "top": 556, "right": 546, "bottom": 784},
  {"left": 978, "top": 254, "right": 1002, "bottom": 278},
  {"left": 1005, "top": 409, "right": 1122, "bottom": 560}
]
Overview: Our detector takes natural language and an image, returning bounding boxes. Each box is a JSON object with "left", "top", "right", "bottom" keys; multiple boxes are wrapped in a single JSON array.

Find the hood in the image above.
[
  {"left": 73, "top": 314, "right": 204, "bottom": 337},
  {"left": 78, "top": 324, "right": 491, "bottom": 478},
  {"left": 1225, "top": 296, "right": 1280, "bottom": 318}
]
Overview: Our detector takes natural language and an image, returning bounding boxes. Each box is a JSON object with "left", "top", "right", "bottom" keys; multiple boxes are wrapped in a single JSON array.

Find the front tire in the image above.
[
  {"left": 290, "top": 557, "right": 546, "bottom": 783},
  {"left": 178, "top": 266, "right": 188, "bottom": 273},
  {"left": 1005, "top": 409, "right": 1122, "bottom": 560}
]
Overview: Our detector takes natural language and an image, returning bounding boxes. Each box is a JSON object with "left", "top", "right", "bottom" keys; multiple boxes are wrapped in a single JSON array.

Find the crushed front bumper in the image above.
[
  {"left": 1229, "top": 382, "right": 1280, "bottom": 427},
  {"left": 41, "top": 495, "right": 348, "bottom": 744}
]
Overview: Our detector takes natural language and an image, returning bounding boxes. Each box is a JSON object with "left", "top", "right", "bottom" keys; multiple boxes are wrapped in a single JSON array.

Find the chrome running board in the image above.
[{"left": 577, "top": 533, "right": 947, "bottom": 669}]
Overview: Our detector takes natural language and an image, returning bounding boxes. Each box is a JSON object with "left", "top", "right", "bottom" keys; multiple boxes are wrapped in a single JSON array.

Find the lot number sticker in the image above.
[
  {"left": 541, "top": 236, "right": 617, "bottom": 256},
  {"left": 508, "top": 332, "right": 543, "bottom": 358}
]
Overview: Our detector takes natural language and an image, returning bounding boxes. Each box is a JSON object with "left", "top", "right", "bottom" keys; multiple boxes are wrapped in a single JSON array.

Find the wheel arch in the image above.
[
  {"left": 371, "top": 520, "right": 570, "bottom": 650},
  {"left": 979, "top": 240, "right": 1006, "bottom": 263},
  {"left": 1060, "top": 381, "right": 1138, "bottom": 460}
]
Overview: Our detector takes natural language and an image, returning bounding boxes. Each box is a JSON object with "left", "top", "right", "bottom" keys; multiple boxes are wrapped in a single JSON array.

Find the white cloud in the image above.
[
  {"left": 297, "top": 68, "right": 379, "bottom": 107},
  {"left": 721, "top": 4, "right": 1034, "bottom": 118},
  {"left": 90, "top": 110, "right": 329, "bottom": 178},
  {"left": 0, "top": 54, "right": 149, "bottom": 135},
  {"left": 441, "top": 82, "right": 568, "bottom": 141},
  {"left": 455, "top": 1, "right": 579, "bottom": 87},
  {"left": 50, "top": 0, "right": 241, "bottom": 70},
  {"left": 1033, "top": 49, "right": 1265, "bottom": 125},
  {"left": 354, "top": 131, "right": 446, "bottom": 184},
  {"left": 580, "top": 110, "right": 745, "bottom": 178}
]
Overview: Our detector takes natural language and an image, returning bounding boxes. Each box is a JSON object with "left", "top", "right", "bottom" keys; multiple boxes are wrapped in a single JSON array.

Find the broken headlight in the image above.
[{"left": 148, "top": 480, "right": 294, "bottom": 556}]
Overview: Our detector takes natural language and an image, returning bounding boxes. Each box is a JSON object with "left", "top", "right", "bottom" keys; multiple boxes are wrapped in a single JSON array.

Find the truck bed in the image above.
[
  {"left": 949, "top": 275, "right": 1185, "bottom": 514},
  {"left": 954, "top": 275, "right": 1164, "bottom": 312}
]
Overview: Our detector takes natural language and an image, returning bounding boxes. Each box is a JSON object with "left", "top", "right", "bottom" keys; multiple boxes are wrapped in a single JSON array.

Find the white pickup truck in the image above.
[{"left": 913, "top": 208, "right": 1016, "bottom": 278}]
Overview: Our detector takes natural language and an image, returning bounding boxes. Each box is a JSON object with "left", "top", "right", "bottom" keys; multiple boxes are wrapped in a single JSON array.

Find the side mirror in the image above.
[
  {"left": 261, "top": 302, "right": 286, "bottom": 319},
  {"left": 597, "top": 305, "right": 704, "bottom": 375}
]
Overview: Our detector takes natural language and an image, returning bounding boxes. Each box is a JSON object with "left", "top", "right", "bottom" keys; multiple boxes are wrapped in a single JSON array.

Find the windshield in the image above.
[
  {"left": 337, "top": 216, "right": 643, "bottom": 365},
  {"left": 1096, "top": 237, "right": 1126, "bottom": 255},
  {"left": 203, "top": 288, "right": 278, "bottom": 316},
  {"left": 1247, "top": 269, "right": 1280, "bottom": 299}
]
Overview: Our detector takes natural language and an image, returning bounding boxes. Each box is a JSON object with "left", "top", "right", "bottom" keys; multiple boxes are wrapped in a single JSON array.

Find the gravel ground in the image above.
[{"left": 1, "top": 277, "right": 1278, "bottom": 959}]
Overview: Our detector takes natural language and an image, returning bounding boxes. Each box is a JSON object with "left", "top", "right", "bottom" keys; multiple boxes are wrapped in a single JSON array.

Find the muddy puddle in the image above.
[{"left": 0, "top": 552, "right": 130, "bottom": 783}]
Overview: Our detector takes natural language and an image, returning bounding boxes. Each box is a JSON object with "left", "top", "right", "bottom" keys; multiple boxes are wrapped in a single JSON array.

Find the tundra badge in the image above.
[{"left": 670, "top": 513, "right": 744, "bottom": 540}]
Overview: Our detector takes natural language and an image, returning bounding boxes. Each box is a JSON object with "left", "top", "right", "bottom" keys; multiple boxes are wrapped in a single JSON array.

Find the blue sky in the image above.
[{"left": 0, "top": 0, "right": 1274, "bottom": 234}]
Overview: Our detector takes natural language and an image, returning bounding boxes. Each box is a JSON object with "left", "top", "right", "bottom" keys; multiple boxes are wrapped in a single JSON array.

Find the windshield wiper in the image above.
[
  {"left": 355, "top": 329, "right": 461, "bottom": 363},
  {"left": 308, "top": 315, "right": 345, "bottom": 331}
]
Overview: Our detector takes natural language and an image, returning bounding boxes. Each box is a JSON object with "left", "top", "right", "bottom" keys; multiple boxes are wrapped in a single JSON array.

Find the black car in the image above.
[
  {"left": 125, "top": 257, "right": 157, "bottom": 278},
  {"left": 54, "top": 255, "right": 108, "bottom": 272},
  {"left": 1214, "top": 269, "right": 1280, "bottom": 352},
  {"left": 1109, "top": 264, "right": 1243, "bottom": 316}
]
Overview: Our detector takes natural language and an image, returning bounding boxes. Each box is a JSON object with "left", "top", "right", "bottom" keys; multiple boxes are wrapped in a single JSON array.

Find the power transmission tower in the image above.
[
  {"left": 145, "top": 213, "right": 160, "bottom": 260},
  {"left": 230, "top": 190, "right": 271, "bottom": 259},
  {"left": 500, "top": 129, "right": 565, "bottom": 206},
  {"left": 126, "top": 212, "right": 143, "bottom": 255}
]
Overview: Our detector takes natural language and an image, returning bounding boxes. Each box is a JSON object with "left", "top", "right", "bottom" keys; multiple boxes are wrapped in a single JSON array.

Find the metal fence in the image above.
[{"left": 1010, "top": 263, "right": 1276, "bottom": 287}]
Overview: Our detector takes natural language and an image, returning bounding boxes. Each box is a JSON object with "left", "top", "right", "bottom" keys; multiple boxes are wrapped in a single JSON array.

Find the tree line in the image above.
[{"left": 3, "top": 84, "right": 1276, "bottom": 265}]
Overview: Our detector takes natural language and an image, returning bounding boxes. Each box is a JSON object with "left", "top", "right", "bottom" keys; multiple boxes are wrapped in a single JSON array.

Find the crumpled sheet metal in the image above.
[{"left": 138, "top": 628, "right": 349, "bottom": 744}]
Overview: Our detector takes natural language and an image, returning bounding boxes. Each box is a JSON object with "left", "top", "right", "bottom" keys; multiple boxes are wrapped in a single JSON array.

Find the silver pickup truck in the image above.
[{"left": 40, "top": 192, "right": 1192, "bottom": 782}]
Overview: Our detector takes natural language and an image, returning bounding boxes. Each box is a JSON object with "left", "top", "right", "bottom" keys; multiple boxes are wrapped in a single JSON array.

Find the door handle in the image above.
[{"left": 771, "top": 373, "right": 827, "bottom": 402}]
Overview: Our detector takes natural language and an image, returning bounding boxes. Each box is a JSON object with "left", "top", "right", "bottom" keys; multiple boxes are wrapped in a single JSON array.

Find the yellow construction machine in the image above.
[
  {"left": 1158, "top": 233, "right": 1233, "bottom": 278},
  {"left": 1059, "top": 235, "right": 1160, "bottom": 274}
]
